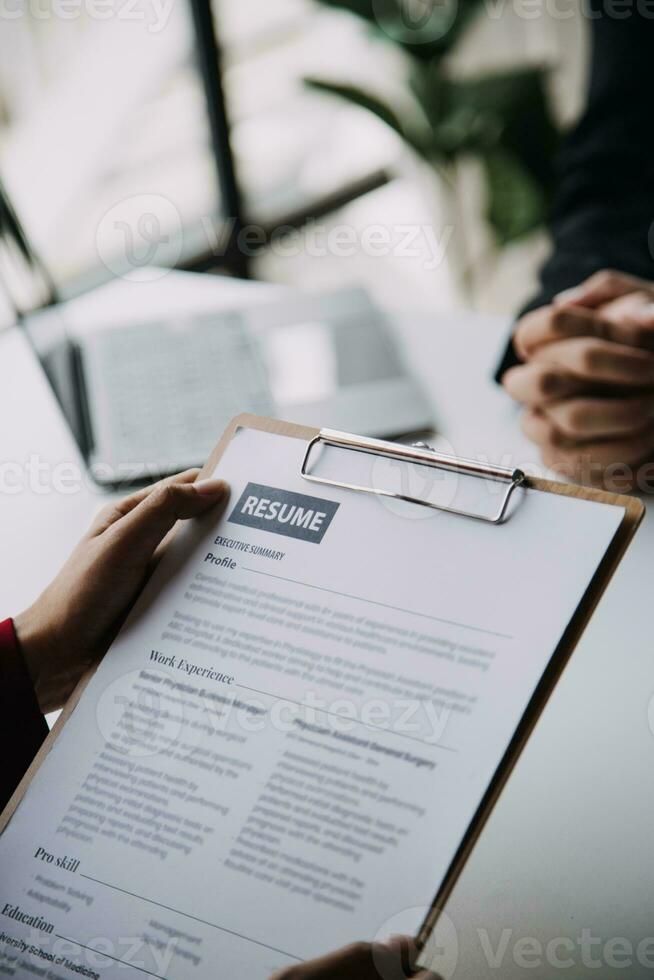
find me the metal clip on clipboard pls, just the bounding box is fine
[301,428,525,525]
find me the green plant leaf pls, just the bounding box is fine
[436,67,560,186]
[481,149,548,244]
[304,27,560,244]
[309,0,378,25]
[304,78,433,156]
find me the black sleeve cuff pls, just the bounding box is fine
[0,618,49,813]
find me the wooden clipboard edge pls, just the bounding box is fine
[0,414,320,835]
[416,475,644,960]
[198,412,318,481]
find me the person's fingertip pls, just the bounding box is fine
[630,304,654,324]
[175,468,201,481]
[501,365,522,389]
[194,478,228,496]
[554,286,583,306]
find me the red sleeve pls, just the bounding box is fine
[0,618,48,812]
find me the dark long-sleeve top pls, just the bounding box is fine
[496,2,654,380]
[0,618,48,812]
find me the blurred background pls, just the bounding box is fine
[0,0,590,322]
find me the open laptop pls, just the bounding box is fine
[0,9,432,487]
[20,283,433,486]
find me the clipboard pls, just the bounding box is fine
[1,413,645,968]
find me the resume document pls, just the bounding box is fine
[0,427,624,978]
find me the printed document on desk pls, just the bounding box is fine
[0,420,631,979]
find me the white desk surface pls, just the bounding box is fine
[1,271,652,977]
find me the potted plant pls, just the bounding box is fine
[305,0,560,290]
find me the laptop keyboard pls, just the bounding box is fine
[80,314,274,472]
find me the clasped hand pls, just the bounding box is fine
[503,270,654,488]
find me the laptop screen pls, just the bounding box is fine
[20,305,90,457]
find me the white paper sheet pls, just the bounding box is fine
[0,427,624,979]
